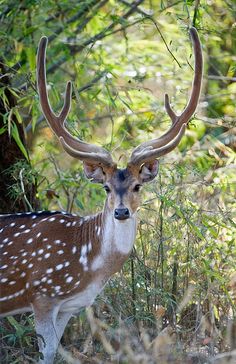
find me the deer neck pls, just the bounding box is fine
[101,205,137,256]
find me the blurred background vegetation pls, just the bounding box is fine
[0,0,235,363]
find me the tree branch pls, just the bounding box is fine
[47,0,145,74]
[119,0,182,67]
[11,0,107,73]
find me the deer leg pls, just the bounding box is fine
[54,311,72,344]
[33,301,72,364]
[33,302,60,364]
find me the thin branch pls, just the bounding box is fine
[118,0,154,16]
[119,0,182,68]
[47,0,145,74]
[207,75,236,82]
[11,0,106,72]
[47,0,107,43]
[75,0,109,34]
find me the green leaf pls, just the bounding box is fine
[11,123,29,161]
[0,126,7,135]
[76,198,84,210]
[7,316,25,338]
[14,107,23,124]
[26,46,36,71]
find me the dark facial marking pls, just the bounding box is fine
[113,169,132,197]
[117,169,128,182]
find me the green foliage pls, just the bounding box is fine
[0,0,236,362]
[5,160,38,209]
[0,314,40,363]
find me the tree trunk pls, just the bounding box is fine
[0,61,38,213]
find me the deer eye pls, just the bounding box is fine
[104,185,111,193]
[133,184,142,192]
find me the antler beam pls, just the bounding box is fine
[37,36,115,168]
[128,27,203,167]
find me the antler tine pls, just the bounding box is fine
[128,27,203,167]
[37,36,115,167]
[164,93,177,123]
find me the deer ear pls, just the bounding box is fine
[83,163,105,183]
[139,160,159,183]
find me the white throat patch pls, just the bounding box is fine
[91,213,137,272]
[103,213,137,255]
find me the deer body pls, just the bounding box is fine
[0,206,137,316]
[0,205,137,362]
[0,28,202,363]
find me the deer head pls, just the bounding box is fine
[37,28,202,220]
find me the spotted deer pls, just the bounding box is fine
[0,28,202,363]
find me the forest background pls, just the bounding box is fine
[0,0,235,363]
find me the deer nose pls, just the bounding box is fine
[114,208,130,220]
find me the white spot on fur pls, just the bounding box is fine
[72,246,77,254]
[88,241,92,252]
[33,280,40,286]
[56,264,63,271]
[0,264,8,269]
[54,285,61,292]
[79,245,88,271]
[1,277,8,283]
[66,276,73,283]
[23,229,31,233]
[97,226,101,236]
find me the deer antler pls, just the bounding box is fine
[37,36,116,168]
[128,27,203,167]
